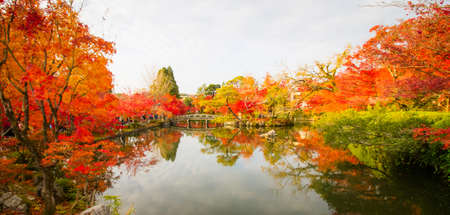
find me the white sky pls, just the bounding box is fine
[78,0,406,94]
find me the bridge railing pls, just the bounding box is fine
[172,114,217,121]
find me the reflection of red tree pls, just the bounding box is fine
[294,129,359,171]
[233,132,264,158]
[120,132,159,176]
[195,128,360,169]
[155,129,183,145]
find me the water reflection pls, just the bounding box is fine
[153,129,182,161]
[105,127,449,215]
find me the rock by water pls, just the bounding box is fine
[260,130,276,138]
[80,204,111,215]
[0,192,28,212]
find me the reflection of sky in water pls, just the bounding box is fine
[104,135,330,215]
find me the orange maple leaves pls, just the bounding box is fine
[294,2,449,113]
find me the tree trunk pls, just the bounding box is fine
[41,167,56,215]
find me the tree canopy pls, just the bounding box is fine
[149,66,180,98]
[197,83,221,97]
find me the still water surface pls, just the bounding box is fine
[105,127,449,215]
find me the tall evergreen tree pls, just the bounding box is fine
[149,66,180,98]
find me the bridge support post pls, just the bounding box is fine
[187,119,190,128]
[205,120,208,128]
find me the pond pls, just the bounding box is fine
[104,127,450,215]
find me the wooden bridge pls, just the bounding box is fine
[171,114,219,128]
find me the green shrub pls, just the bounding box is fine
[315,109,450,178]
[104,195,121,215]
[55,178,76,201]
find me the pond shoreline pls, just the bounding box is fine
[94,122,164,143]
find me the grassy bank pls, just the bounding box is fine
[314,109,449,179]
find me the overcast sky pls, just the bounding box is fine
[78,0,406,94]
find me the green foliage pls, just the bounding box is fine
[128,121,144,129]
[55,178,76,201]
[149,66,180,98]
[183,97,193,107]
[197,84,221,96]
[315,109,450,178]
[214,85,239,105]
[104,195,121,215]
[347,144,389,178]
[265,84,289,116]
[213,115,235,123]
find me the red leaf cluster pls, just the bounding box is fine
[413,126,450,150]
